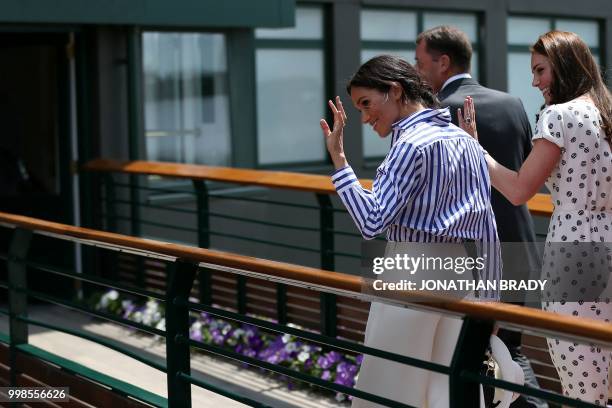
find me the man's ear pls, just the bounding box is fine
[439,54,451,74]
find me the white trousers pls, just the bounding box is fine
[353,241,466,408]
[351,302,463,408]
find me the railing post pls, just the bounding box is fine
[316,194,337,337]
[103,174,121,283]
[7,228,33,388]
[276,283,287,326]
[449,317,493,407]
[193,180,212,305]
[103,174,117,232]
[165,259,197,408]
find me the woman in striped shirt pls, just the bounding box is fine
[320,55,500,407]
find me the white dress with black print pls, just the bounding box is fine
[533,97,612,405]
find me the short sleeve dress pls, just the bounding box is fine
[533,97,612,404]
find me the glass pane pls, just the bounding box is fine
[555,19,599,47]
[423,12,478,41]
[364,126,393,159]
[256,49,326,165]
[143,32,231,165]
[361,49,415,64]
[508,52,543,130]
[361,50,415,158]
[471,51,479,81]
[361,9,417,41]
[508,17,550,45]
[256,7,323,40]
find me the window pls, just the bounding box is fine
[143,32,231,166]
[507,17,601,128]
[255,6,326,166]
[360,9,479,159]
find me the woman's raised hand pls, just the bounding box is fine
[458,96,479,141]
[320,96,349,169]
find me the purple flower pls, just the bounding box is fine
[211,328,224,345]
[334,371,354,388]
[317,356,333,370]
[189,328,202,342]
[96,288,368,397]
[248,335,263,350]
[326,351,342,364]
[335,362,356,387]
[122,303,136,319]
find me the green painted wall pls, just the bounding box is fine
[0,0,295,28]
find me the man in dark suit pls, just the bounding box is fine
[415,26,546,408]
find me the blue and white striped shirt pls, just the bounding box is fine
[332,108,501,299]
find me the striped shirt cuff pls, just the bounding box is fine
[331,166,360,193]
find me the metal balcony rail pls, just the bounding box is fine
[0,211,609,408]
[80,159,554,339]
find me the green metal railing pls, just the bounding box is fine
[0,213,609,408]
[95,174,365,338]
[79,161,552,337]
[91,168,551,339]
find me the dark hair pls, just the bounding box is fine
[346,55,440,109]
[531,30,612,145]
[416,25,472,72]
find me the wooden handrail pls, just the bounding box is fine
[82,159,554,216]
[0,211,609,345]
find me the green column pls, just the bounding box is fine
[317,193,337,337]
[449,317,493,407]
[7,228,33,387]
[165,259,197,408]
[193,180,212,305]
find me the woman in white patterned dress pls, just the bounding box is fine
[460,31,612,405]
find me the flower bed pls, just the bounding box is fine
[92,290,362,402]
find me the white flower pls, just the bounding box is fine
[297,351,310,363]
[121,300,133,309]
[142,314,152,326]
[107,290,119,301]
[98,297,109,309]
[281,334,292,344]
[155,318,166,331]
[145,299,158,311]
[285,342,298,353]
[131,311,143,323]
[191,321,202,331]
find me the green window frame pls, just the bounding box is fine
[360,8,481,161]
[255,4,329,169]
[507,15,603,128]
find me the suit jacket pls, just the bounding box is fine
[439,77,537,244]
[440,79,544,361]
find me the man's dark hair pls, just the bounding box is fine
[416,25,472,72]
